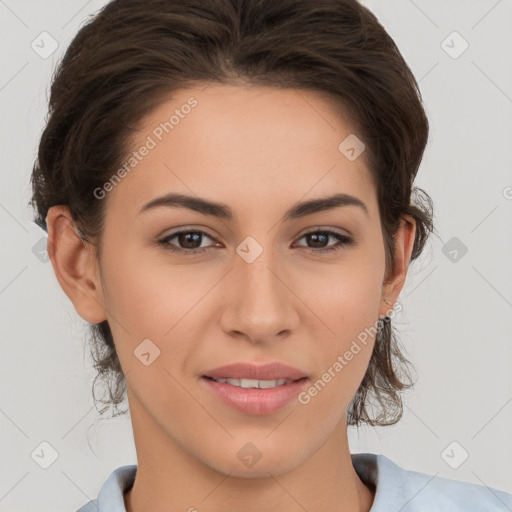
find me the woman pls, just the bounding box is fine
[29,0,512,510]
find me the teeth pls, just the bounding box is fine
[213,377,293,388]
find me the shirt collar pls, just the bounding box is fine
[83,453,388,511]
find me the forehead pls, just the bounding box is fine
[107,84,378,223]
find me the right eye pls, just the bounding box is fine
[158,230,219,255]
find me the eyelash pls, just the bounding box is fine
[158,229,355,255]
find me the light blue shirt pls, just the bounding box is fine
[76,452,512,511]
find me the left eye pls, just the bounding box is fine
[158,229,354,255]
[295,229,354,253]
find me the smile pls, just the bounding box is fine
[201,376,309,415]
[207,377,295,388]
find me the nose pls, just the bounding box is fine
[218,242,300,345]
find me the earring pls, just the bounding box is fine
[378,298,393,331]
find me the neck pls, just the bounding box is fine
[124,390,375,512]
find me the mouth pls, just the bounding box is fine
[200,361,310,415]
[202,375,308,389]
[200,374,309,416]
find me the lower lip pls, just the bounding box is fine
[201,377,309,415]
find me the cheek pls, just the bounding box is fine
[98,245,214,376]
[297,293,378,427]
[295,252,383,402]
[100,244,201,332]
[296,249,384,333]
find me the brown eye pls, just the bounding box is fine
[295,230,354,253]
[159,230,216,254]
[158,228,354,256]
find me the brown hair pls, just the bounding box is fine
[29,0,436,426]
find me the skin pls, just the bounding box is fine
[46,84,415,512]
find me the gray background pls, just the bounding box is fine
[1,1,511,511]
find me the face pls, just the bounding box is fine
[51,84,413,478]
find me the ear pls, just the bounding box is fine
[45,205,107,324]
[379,214,416,317]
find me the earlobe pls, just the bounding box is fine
[380,214,416,316]
[46,205,107,324]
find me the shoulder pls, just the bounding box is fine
[76,465,137,512]
[351,452,512,511]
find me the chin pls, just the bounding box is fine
[200,440,304,478]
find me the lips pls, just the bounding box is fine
[202,362,308,381]
[201,372,309,415]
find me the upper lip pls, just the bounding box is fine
[203,362,308,381]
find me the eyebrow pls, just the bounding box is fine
[139,192,369,221]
